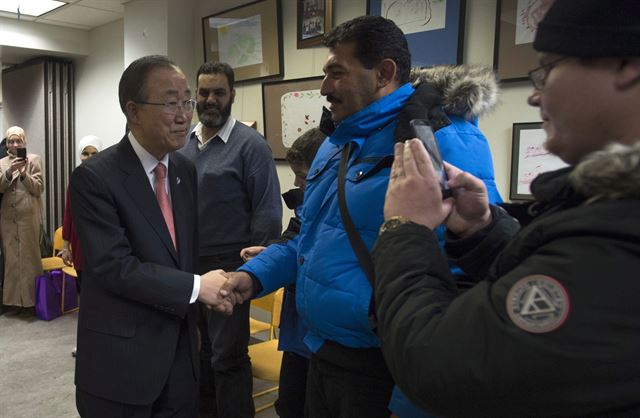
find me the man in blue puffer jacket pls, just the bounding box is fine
[218,15,413,417]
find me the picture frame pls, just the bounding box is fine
[510,122,568,201]
[262,76,328,160]
[297,0,333,49]
[366,0,466,67]
[201,0,283,83]
[493,0,553,82]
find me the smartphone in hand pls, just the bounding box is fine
[16,148,27,159]
[409,119,452,198]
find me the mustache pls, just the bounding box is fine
[325,95,341,104]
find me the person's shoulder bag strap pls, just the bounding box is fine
[337,143,377,330]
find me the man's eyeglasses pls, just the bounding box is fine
[135,99,196,114]
[528,56,570,90]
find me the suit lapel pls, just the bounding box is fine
[118,137,179,265]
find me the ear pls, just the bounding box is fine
[125,101,139,124]
[376,58,398,89]
[615,58,640,89]
[230,88,236,104]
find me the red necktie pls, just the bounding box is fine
[153,163,176,249]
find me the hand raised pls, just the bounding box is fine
[384,139,452,229]
[443,162,492,237]
[240,246,266,262]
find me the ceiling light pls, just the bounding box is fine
[0,0,67,17]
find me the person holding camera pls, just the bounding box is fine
[0,126,44,317]
[373,0,640,416]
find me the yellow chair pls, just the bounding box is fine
[249,288,284,413]
[41,226,66,271]
[250,291,279,339]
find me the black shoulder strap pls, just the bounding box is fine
[337,143,377,328]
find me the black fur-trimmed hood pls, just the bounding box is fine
[570,141,640,201]
[409,65,500,119]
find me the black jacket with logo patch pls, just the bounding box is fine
[373,143,640,417]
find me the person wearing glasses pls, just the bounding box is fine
[372,0,640,416]
[179,62,282,418]
[70,55,234,418]
[0,126,44,318]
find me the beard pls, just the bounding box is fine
[197,100,232,129]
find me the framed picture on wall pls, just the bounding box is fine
[262,76,328,160]
[494,0,553,82]
[297,0,333,49]
[201,0,283,83]
[366,0,466,67]
[510,122,568,200]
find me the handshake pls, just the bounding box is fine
[197,270,256,315]
[196,247,265,314]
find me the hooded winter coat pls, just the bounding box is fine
[374,142,640,417]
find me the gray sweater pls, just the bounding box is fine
[179,122,282,256]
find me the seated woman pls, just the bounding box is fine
[0,126,44,317]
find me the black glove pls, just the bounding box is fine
[395,82,450,143]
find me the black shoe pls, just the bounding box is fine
[4,306,21,317]
[19,307,35,318]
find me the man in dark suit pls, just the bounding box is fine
[70,55,234,418]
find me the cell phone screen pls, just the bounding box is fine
[409,119,452,198]
[17,148,27,159]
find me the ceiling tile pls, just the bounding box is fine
[38,4,122,28]
[76,0,127,13]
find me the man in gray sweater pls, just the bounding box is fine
[180,61,282,418]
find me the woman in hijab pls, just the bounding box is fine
[61,135,101,355]
[0,126,44,317]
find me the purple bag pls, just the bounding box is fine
[35,270,63,321]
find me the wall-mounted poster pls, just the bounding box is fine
[201,0,283,83]
[510,122,569,200]
[494,0,554,82]
[297,0,333,48]
[262,76,328,159]
[367,0,466,67]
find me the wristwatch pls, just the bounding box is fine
[378,216,414,235]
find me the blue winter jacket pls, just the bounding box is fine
[239,83,414,352]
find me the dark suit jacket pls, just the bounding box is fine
[70,135,199,405]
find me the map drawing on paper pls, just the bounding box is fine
[516,128,568,195]
[280,89,328,148]
[515,0,553,45]
[212,15,263,68]
[382,0,446,35]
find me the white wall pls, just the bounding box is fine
[74,19,125,164]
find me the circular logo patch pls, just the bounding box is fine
[506,275,570,333]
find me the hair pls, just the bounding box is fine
[323,15,411,84]
[118,55,178,114]
[196,61,235,90]
[286,127,325,167]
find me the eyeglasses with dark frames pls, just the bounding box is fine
[528,56,570,90]
[135,99,196,114]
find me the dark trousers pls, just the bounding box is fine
[275,351,309,418]
[76,322,197,418]
[198,253,254,418]
[305,341,394,418]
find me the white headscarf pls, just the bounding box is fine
[78,135,102,158]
